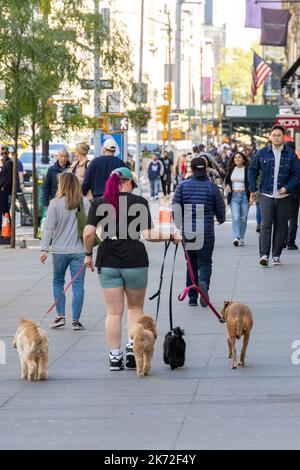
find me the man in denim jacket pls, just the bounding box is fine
[248,125,300,267]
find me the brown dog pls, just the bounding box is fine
[129,315,157,377]
[13,319,49,381]
[221,301,253,369]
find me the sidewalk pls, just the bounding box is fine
[0,207,300,450]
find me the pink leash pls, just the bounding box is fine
[178,242,224,323]
[46,264,86,314]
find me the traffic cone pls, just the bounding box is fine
[2,213,11,238]
[159,199,172,224]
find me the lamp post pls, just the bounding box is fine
[135,0,144,195]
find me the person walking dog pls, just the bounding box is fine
[40,173,89,330]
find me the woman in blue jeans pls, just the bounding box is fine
[40,173,90,330]
[225,152,250,246]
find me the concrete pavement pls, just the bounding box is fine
[1,205,300,450]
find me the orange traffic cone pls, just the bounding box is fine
[159,200,172,224]
[2,213,11,238]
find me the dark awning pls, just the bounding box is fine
[281,56,300,87]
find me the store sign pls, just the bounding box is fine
[275,116,300,129]
[225,105,247,117]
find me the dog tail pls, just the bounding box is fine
[236,319,244,340]
[129,324,144,342]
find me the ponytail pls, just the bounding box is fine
[103,173,122,212]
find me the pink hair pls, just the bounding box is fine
[103,173,122,213]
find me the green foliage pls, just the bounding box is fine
[217,47,261,104]
[128,106,151,131]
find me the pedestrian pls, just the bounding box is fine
[147,153,163,200]
[173,156,225,307]
[69,142,91,188]
[285,141,300,250]
[82,139,126,198]
[248,125,300,267]
[83,166,181,371]
[0,145,13,234]
[160,150,173,196]
[224,152,250,247]
[185,145,199,179]
[43,149,71,207]
[40,172,89,330]
[15,154,31,224]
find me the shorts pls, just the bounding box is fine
[98,267,148,290]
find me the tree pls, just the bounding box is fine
[217,47,262,105]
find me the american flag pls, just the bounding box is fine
[251,52,272,103]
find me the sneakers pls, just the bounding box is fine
[125,344,136,369]
[199,281,209,308]
[188,299,198,307]
[259,255,269,267]
[233,238,239,246]
[272,257,281,266]
[287,244,298,250]
[109,353,124,371]
[238,239,245,246]
[72,321,85,330]
[256,225,261,233]
[50,316,65,328]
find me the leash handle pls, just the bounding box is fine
[168,244,178,331]
[46,264,86,315]
[180,241,223,322]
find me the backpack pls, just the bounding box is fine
[76,199,100,247]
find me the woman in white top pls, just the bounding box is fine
[224,152,250,246]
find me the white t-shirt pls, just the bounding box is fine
[263,145,289,199]
[231,166,245,191]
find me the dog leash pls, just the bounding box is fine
[36,263,86,327]
[149,241,171,322]
[178,241,224,323]
[168,244,178,331]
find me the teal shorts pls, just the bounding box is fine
[98,267,148,290]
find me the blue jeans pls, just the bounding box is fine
[230,191,249,239]
[150,178,160,197]
[186,235,215,301]
[52,253,86,321]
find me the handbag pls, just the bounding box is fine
[76,199,100,247]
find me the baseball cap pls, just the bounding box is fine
[191,157,207,177]
[103,138,117,151]
[111,167,138,188]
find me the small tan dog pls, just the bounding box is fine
[129,315,157,377]
[221,301,253,369]
[13,319,49,381]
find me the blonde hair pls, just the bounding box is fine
[56,172,82,210]
[76,142,89,156]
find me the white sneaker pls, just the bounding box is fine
[239,239,245,246]
[50,316,66,328]
[233,238,239,246]
[272,257,281,266]
[259,255,269,267]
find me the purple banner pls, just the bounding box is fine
[245,0,281,29]
[202,77,212,103]
[260,8,291,46]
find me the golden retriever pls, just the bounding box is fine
[129,315,157,377]
[221,301,253,369]
[13,319,49,381]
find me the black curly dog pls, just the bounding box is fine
[163,327,186,370]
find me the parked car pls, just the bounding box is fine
[49,143,69,158]
[19,152,55,184]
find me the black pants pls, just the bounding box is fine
[161,178,171,196]
[287,196,300,246]
[259,194,290,258]
[186,236,215,301]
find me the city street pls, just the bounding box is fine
[1,206,300,450]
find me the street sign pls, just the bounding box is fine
[275,116,300,129]
[81,80,95,90]
[100,79,114,89]
[107,92,121,112]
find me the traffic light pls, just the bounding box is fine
[164,83,172,103]
[155,105,169,126]
[98,116,109,132]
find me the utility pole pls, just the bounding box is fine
[167,10,172,145]
[175,0,184,110]
[94,0,101,158]
[135,0,144,195]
